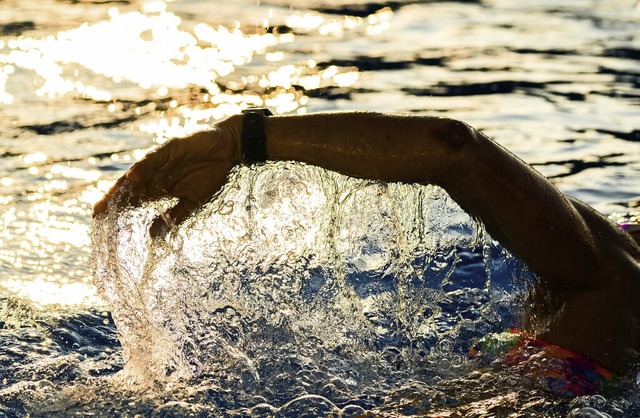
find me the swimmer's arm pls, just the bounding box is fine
[96,110,638,287]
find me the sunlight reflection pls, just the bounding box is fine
[334,71,359,87]
[0,195,96,306]
[0,5,291,99]
[0,66,13,104]
[286,14,325,31]
[0,0,364,145]
[141,1,168,14]
[50,165,102,182]
[2,278,102,307]
[23,152,48,165]
[285,7,392,37]
[26,201,89,247]
[367,7,393,36]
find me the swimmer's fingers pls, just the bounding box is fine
[92,142,175,217]
[93,175,128,216]
[125,142,173,184]
[92,140,198,217]
[149,199,201,237]
[92,167,170,217]
[149,163,232,237]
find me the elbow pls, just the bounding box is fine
[425,117,482,185]
[432,117,481,153]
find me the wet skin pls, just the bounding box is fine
[94,111,640,374]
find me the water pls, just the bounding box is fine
[1,0,640,416]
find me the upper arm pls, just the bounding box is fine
[437,128,612,290]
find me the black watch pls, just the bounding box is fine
[242,107,272,164]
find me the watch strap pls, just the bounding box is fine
[242,108,272,163]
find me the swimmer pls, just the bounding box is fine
[93,111,640,377]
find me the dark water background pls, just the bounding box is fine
[1,0,639,416]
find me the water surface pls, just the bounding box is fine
[1,0,639,416]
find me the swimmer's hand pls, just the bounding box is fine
[93,115,243,235]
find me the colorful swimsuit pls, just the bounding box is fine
[469,329,613,397]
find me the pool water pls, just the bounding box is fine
[1,0,639,416]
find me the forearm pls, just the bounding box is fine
[262,111,465,185]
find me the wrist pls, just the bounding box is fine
[217,114,244,165]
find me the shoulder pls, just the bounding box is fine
[567,197,640,275]
[540,197,640,374]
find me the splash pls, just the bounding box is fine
[91,161,533,401]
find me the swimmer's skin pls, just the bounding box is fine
[94,111,640,374]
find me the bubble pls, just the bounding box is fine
[342,404,366,417]
[278,395,340,417]
[567,407,612,418]
[589,395,607,409]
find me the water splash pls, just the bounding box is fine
[91,161,532,402]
